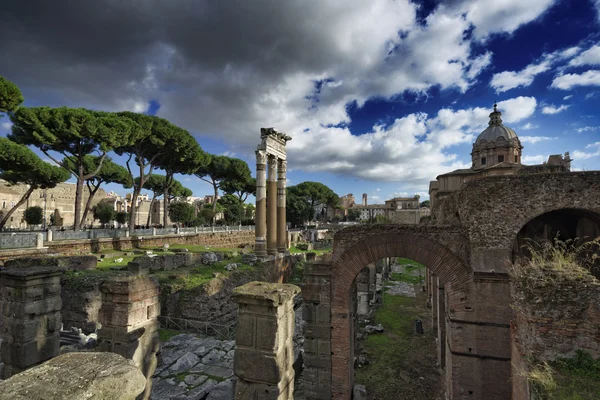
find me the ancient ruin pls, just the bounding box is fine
[255,128,291,258]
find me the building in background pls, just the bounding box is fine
[429,104,571,211]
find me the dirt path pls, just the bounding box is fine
[355,269,444,400]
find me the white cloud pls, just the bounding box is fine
[490,45,580,93]
[563,95,573,100]
[520,136,557,144]
[541,104,570,114]
[573,142,600,160]
[569,45,600,67]
[491,59,553,93]
[286,96,535,182]
[0,121,12,131]
[222,151,236,157]
[522,155,547,164]
[576,126,599,133]
[551,70,600,89]
[522,123,539,130]
[454,0,558,40]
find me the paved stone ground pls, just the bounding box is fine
[152,333,236,400]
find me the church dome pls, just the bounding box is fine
[475,104,518,144]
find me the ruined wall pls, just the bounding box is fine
[160,257,291,325]
[45,230,254,255]
[511,264,600,399]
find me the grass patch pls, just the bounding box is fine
[389,272,423,285]
[289,261,305,284]
[289,246,332,255]
[158,328,181,342]
[528,351,600,399]
[153,255,256,291]
[396,257,425,268]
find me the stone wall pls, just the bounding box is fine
[45,231,255,255]
[160,256,292,325]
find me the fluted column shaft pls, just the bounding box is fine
[255,151,267,258]
[277,159,287,253]
[266,155,278,256]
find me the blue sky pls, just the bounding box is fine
[1,0,600,203]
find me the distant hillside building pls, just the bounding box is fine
[429,104,572,210]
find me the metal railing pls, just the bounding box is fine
[158,316,236,340]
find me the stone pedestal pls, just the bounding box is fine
[232,281,301,400]
[0,266,64,379]
[98,276,160,400]
[255,150,268,258]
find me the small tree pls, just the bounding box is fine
[420,200,430,208]
[23,206,43,227]
[93,202,116,225]
[196,155,252,225]
[168,201,195,227]
[347,209,361,221]
[115,211,129,226]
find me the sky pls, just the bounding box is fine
[1,0,600,203]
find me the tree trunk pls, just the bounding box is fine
[73,168,84,230]
[80,184,100,228]
[146,194,157,226]
[0,187,35,230]
[163,174,172,228]
[128,163,145,235]
[211,179,218,226]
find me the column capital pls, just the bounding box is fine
[278,159,287,174]
[256,149,268,165]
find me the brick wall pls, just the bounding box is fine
[511,266,600,399]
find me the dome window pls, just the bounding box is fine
[498,155,504,163]
[481,157,487,165]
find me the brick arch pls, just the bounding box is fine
[329,229,471,399]
[511,207,600,242]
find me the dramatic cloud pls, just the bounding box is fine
[551,70,600,89]
[569,44,600,66]
[542,104,570,114]
[520,136,557,144]
[0,0,556,185]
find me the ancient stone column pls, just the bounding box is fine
[98,276,160,400]
[232,281,301,400]
[356,267,371,317]
[277,159,287,253]
[255,150,268,258]
[0,266,64,379]
[267,155,278,256]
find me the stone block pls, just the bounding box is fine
[234,348,283,383]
